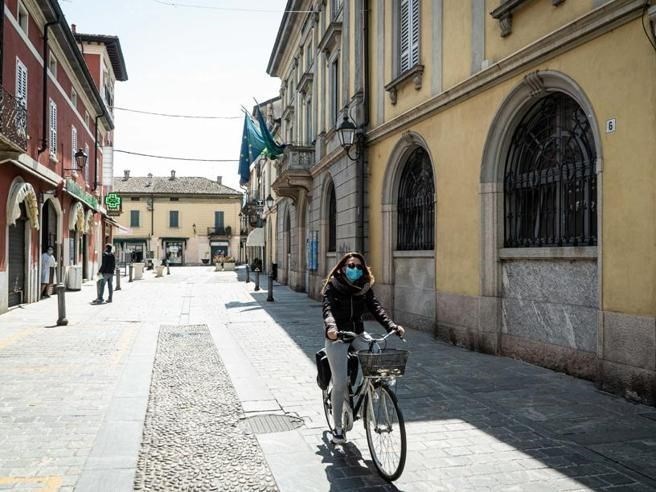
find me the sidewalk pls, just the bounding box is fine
[0,266,655,491]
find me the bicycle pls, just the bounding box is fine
[322,330,409,481]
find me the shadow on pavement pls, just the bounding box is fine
[234,277,656,491]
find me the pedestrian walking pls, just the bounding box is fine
[321,251,405,444]
[93,244,116,304]
[40,246,57,298]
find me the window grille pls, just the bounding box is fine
[397,147,434,250]
[328,184,336,252]
[504,92,597,248]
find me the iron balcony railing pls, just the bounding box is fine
[0,87,27,151]
[207,226,232,236]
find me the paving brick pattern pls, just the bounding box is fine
[133,324,277,491]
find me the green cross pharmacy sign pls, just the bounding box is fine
[105,192,122,216]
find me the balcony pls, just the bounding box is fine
[0,87,28,152]
[207,226,232,238]
[272,144,315,204]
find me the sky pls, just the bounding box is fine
[60,0,285,192]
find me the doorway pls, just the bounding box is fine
[8,204,27,307]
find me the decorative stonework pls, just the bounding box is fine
[649,5,656,37]
[523,71,545,98]
[7,179,39,229]
[317,21,342,54]
[384,65,424,105]
[491,0,567,37]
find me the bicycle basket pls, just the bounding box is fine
[357,349,409,378]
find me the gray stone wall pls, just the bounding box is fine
[501,259,598,352]
[393,256,436,332]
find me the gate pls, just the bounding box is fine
[8,217,26,307]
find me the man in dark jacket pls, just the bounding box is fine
[93,244,116,304]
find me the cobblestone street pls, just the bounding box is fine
[1,267,655,491]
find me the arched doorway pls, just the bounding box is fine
[8,203,28,307]
[381,134,437,332]
[480,71,601,374]
[284,208,291,285]
[41,199,60,295]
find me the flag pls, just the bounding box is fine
[255,105,285,159]
[237,113,266,185]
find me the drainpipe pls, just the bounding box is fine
[0,5,5,87]
[37,15,61,157]
[357,0,370,254]
[93,110,105,191]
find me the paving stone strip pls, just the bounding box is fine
[133,324,278,491]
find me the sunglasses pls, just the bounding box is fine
[346,263,363,270]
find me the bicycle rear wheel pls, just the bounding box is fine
[322,382,336,433]
[364,384,407,481]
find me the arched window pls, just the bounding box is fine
[504,92,597,247]
[328,183,336,252]
[397,147,434,250]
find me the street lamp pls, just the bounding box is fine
[265,194,274,210]
[74,148,88,169]
[337,106,360,161]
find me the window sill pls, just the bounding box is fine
[393,249,434,258]
[384,65,424,105]
[499,246,597,260]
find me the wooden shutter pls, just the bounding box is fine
[399,0,410,72]
[16,59,28,107]
[49,100,57,158]
[84,144,90,182]
[411,0,420,67]
[71,126,78,169]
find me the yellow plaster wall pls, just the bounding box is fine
[442,0,472,90]
[485,0,596,63]
[368,19,656,315]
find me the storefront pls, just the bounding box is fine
[162,238,187,265]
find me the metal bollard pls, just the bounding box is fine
[115,267,122,291]
[167,263,170,275]
[129,264,134,282]
[254,268,260,291]
[267,273,274,302]
[246,265,250,283]
[56,283,68,326]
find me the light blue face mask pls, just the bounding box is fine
[345,265,363,282]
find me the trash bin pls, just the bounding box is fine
[66,265,82,290]
[133,262,145,280]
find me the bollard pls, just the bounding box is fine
[115,267,122,291]
[167,263,170,275]
[56,283,68,326]
[254,268,260,291]
[267,273,274,302]
[129,264,134,282]
[246,265,250,283]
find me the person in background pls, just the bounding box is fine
[93,244,116,304]
[40,246,57,299]
[322,251,405,444]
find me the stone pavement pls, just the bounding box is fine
[0,267,655,491]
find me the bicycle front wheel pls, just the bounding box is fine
[364,384,407,481]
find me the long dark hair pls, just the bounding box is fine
[323,251,375,290]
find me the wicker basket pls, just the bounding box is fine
[357,349,409,378]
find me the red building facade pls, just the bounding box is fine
[0,0,127,313]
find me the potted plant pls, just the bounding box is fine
[223,256,236,271]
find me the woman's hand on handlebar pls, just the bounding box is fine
[326,327,339,341]
[395,325,406,338]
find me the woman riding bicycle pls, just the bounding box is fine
[322,252,405,444]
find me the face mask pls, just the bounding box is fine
[345,266,363,282]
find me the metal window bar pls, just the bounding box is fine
[504,93,596,248]
[397,148,435,250]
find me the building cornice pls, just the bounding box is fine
[368,0,646,145]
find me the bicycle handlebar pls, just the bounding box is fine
[337,330,406,343]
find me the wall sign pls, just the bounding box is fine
[105,192,122,216]
[606,118,616,134]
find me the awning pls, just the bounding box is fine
[246,227,265,247]
[105,216,130,233]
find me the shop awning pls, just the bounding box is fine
[246,227,265,247]
[105,216,130,233]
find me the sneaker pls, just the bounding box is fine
[331,429,346,444]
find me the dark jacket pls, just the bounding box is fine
[98,251,116,274]
[322,274,397,338]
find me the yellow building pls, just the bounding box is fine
[267,0,656,403]
[111,170,242,265]
[364,0,656,403]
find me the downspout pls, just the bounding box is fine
[0,5,5,87]
[93,110,105,191]
[37,15,61,156]
[358,0,370,254]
